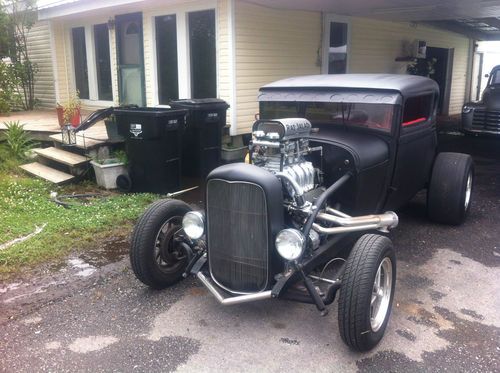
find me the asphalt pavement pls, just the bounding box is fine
[0,131,499,372]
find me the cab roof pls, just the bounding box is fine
[261,74,439,97]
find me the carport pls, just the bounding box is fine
[252,0,500,121]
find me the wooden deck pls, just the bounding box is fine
[0,110,121,148]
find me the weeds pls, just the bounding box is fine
[3,120,33,159]
[0,174,157,279]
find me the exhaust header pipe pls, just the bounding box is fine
[313,210,398,235]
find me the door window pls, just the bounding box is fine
[155,14,178,104]
[71,27,89,99]
[93,24,112,101]
[71,24,112,102]
[188,9,216,98]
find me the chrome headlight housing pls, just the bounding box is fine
[275,228,305,261]
[182,211,205,240]
[462,105,473,114]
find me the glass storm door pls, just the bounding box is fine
[115,12,145,106]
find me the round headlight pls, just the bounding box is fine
[182,211,205,240]
[275,229,305,261]
[462,105,473,114]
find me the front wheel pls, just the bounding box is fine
[338,234,396,352]
[130,199,192,289]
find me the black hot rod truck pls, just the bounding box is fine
[130,74,473,351]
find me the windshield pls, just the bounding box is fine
[260,101,395,132]
[489,70,500,86]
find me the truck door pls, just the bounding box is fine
[385,93,437,210]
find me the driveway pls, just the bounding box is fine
[1,132,499,372]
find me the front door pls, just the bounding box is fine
[116,12,145,106]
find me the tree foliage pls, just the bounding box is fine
[0,0,38,112]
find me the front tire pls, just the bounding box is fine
[338,234,396,352]
[130,199,192,289]
[427,152,474,225]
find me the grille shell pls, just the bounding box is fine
[207,179,269,294]
[471,109,500,133]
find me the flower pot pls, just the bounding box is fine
[221,146,247,163]
[56,106,64,128]
[90,160,128,190]
[70,108,81,128]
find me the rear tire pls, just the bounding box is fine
[130,199,192,289]
[427,152,474,225]
[338,234,396,352]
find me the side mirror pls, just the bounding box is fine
[485,73,489,78]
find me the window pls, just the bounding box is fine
[189,9,216,98]
[489,70,500,85]
[155,14,178,103]
[402,95,433,127]
[260,101,394,132]
[71,27,89,99]
[305,102,393,132]
[70,24,113,102]
[94,24,112,101]
[323,16,350,74]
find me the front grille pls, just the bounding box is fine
[207,179,268,293]
[472,109,500,133]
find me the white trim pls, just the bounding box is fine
[39,0,143,20]
[228,0,237,135]
[81,99,114,107]
[85,25,98,100]
[48,20,60,103]
[177,11,191,99]
[322,14,351,74]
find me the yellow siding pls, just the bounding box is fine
[51,20,70,104]
[349,17,471,115]
[26,21,56,108]
[234,1,321,134]
[216,0,233,126]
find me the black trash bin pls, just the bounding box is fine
[114,107,187,193]
[169,99,229,178]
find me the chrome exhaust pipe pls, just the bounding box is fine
[196,272,272,305]
[313,211,398,234]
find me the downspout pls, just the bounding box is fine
[228,0,238,136]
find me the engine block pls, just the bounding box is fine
[250,118,320,201]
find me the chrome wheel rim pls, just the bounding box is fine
[370,257,393,332]
[153,216,187,274]
[464,172,472,210]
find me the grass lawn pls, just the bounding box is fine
[0,171,157,280]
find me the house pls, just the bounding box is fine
[30,0,500,138]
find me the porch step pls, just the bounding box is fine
[34,147,90,167]
[19,162,75,184]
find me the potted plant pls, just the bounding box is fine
[90,149,128,190]
[56,92,81,128]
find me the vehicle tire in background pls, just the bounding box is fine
[427,152,474,225]
[338,234,396,352]
[130,199,191,289]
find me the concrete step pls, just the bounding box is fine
[19,162,75,184]
[34,147,90,167]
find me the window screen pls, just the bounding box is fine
[402,95,433,127]
[72,27,89,99]
[93,24,112,101]
[189,9,216,98]
[155,14,178,103]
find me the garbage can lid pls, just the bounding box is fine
[169,98,230,110]
[113,107,187,118]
